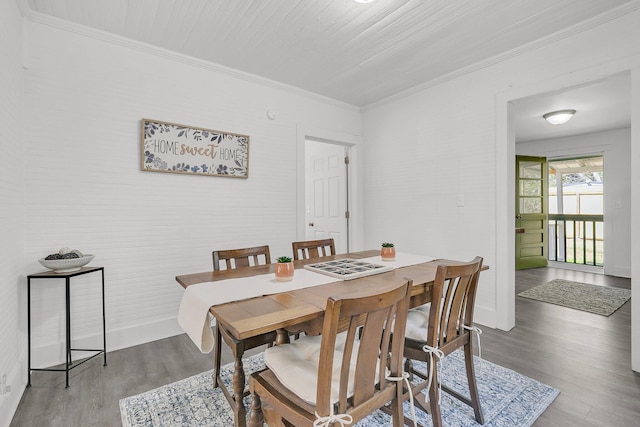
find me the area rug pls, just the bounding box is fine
[120,350,559,427]
[518,279,631,316]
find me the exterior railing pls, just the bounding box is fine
[548,214,604,266]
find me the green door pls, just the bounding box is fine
[516,156,548,270]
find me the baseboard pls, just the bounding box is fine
[4,318,186,426]
[0,362,24,427]
[604,266,631,278]
[106,317,186,353]
[30,317,186,369]
[547,261,631,278]
[547,261,604,274]
[473,304,496,329]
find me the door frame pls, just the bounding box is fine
[496,63,640,372]
[303,138,350,252]
[296,126,363,252]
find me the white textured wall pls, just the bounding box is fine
[22,19,361,370]
[362,8,640,338]
[631,66,640,373]
[517,128,632,277]
[0,1,25,424]
[363,76,498,324]
[3,10,640,427]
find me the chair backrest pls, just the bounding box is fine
[212,245,271,271]
[291,238,336,261]
[426,257,483,353]
[315,279,412,419]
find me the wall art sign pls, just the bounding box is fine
[141,118,249,178]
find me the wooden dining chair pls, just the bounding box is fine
[291,238,336,261]
[248,279,412,427]
[212,245,271,270]
[210,245,277,422]
[402,257,485,427]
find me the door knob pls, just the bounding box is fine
[308,222,314,227]
[515,215,522,219]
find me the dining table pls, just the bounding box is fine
[175,250,485,427]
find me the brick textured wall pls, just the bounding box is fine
[22,19,361,368]
[0,0,25,423]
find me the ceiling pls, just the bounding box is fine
[513,72,631,142]
[22,0,638,140]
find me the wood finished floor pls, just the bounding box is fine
[10,267,639,426]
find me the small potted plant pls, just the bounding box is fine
[381,243,396,261]
[274,256,295,282]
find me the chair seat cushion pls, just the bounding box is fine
[405,303,431,341]
[264,332,361,405]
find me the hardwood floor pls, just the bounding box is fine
[10,267,639,426]
[483,267,638,427]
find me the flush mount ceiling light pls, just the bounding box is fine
[354,0,376,3]
[542,109,576,125]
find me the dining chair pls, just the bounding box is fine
[248,279,413,427]
[212,245,271,270]
[291,238,336,261]
[403,257,485,427]
[210,245,277,419]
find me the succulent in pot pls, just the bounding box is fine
[275,256,295,282]
[381,243,396,261]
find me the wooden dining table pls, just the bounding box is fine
[175,250,482,427]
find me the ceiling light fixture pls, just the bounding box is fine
[542,109,576,125]
[354,0,376,3]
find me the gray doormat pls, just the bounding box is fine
[518,279,631,316]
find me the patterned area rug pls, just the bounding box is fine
[120,350,559,427]
[518,279,631,316]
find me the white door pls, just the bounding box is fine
[305,140,348,253]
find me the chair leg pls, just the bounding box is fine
[463,342,484,424]
[213,323,222,388]
[263,406,287,427]
[428,359,442,427]
[390,375,404,427]
[404,358,413,382]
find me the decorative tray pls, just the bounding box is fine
[304,258,392,280]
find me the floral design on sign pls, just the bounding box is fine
[141,119,249,178]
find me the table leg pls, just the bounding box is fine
[233,351,247,427]
[213,324,222,388]
[101,268,107,366]
[275,329,290,346]
[27,278,31,387]
[65,277,71,388]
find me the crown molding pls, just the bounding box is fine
[19,6,361,113]
[18,0,640,112]
[363,0,640,111]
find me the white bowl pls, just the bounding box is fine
[38,255,95,273]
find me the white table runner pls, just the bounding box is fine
[178,252,436,353]
[178,269,337,353]
[358,252,436,269]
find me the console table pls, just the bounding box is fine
[27,266,107,388]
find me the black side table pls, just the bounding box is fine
[27,266,107,388]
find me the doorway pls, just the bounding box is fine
[498,69,637,371]
[548,155,604,267]
[304,139,350,253]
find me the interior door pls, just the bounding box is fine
[516,155,548,269]
[305,140,348,253]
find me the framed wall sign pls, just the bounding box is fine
[141,118,249,178]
